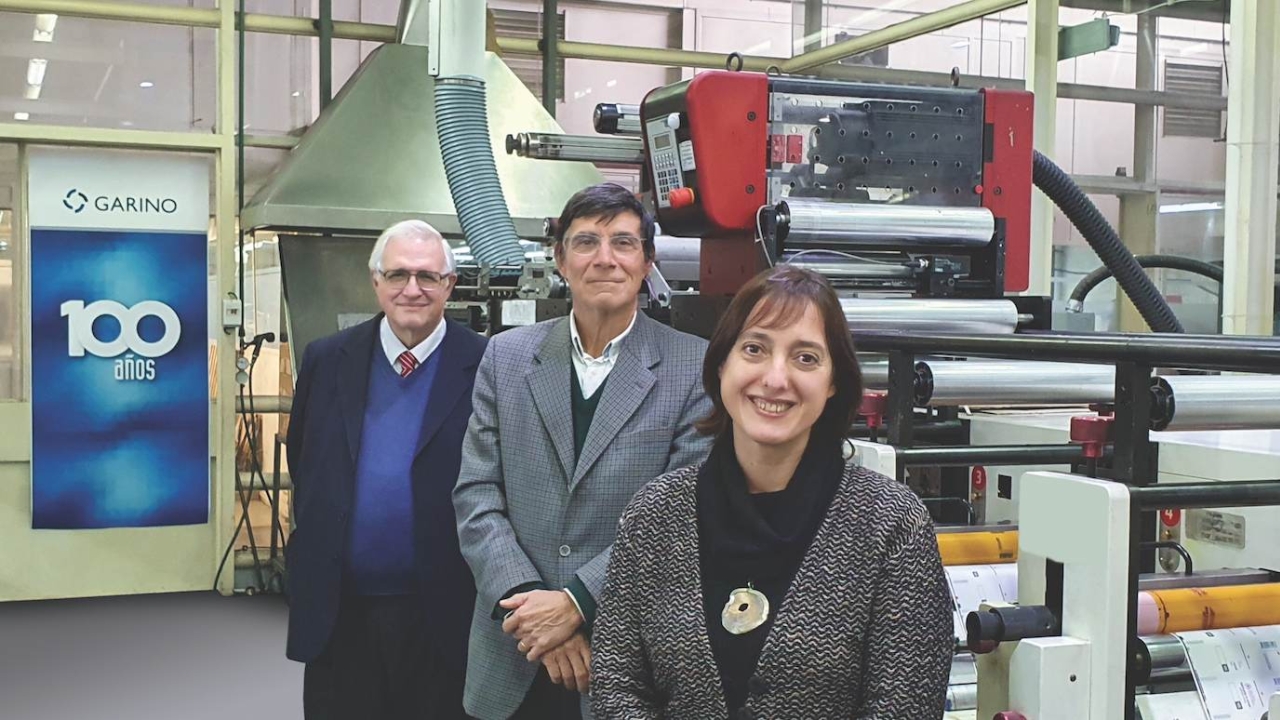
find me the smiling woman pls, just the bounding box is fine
[592,265,955,720]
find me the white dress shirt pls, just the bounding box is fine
[569,310,637,398]
[380,316,447,370]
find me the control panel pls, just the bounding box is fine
[646,116,685,209]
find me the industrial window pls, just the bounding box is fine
[1162,62,1224,139]
[492,8,566,103]
[832,31,890,68]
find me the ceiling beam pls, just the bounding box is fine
[1061,0,1229,24]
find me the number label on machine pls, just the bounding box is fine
[1185,509,1246,549]
[646,117,685,208]
[971,466,988,491]
[1160,508,1181,527]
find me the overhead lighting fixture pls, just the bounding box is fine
[24,85,41,100]
[27,58,48,87]
[14,112,30,121]
[139,81,154,89]
[33,14,57,42]
[1159,201,1223,214]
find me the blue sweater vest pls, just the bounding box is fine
[343,348,441,595]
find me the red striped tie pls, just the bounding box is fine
[397,351,419,378]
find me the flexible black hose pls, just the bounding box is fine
[1068,254,1225,311]
[1032,150,1184,333]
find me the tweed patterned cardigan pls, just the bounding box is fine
[591,462,954,719]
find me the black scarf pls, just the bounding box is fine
[696,431,845,711]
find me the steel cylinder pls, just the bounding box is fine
[1150,375,1280,431]
[777,198,996,248]
[914,359,1115,407]
[842,298,1020,335]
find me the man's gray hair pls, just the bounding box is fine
[368,219,457,274]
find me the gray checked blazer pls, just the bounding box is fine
[453,311,713,720]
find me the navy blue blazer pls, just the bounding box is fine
[285,315,486,664]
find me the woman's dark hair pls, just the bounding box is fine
[697,265,862,447]
[552,183,656,261]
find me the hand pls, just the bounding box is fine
[542,632,592,694]
[501,589,583,662]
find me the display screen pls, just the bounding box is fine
[654,134,671,149]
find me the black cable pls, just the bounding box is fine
[1068,254,1225,309]
[1032,150,1184,333]
[213,334,279,593]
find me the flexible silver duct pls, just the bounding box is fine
[431,1,526,268]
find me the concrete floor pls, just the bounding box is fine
[0,592,302,720]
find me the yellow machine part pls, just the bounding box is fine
[937,531,1018,566]
[1146,583,1280,634]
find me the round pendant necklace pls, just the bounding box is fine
[721,583,769,635]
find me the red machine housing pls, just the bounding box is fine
[641,71,1034,297]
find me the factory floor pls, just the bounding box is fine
[0,591,301,720]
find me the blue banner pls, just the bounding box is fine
[30,228,209,529]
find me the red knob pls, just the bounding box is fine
[668,187,695,209]
[859,391,887,429]
[1070,413,1114,459]
[993,713,1028,720]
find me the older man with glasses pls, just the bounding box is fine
[454,183,713,720]
[286,219,486,719]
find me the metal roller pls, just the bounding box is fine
[505,132,645,165]
[654,236,701,283]
[1141,635,1188,672]
[782,254,916,280]
[776,198,996,249]
[861,360,889,389]
[914,359,1116,407]
[842,298,1020,335]
[652,239,917,284]
[945,684,976,711]
[1135,635,1193,686]
[593,103,642,136]
[950,653,977,685]
[1150,375,1280,431]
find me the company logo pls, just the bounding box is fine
[61,299,182,382]
[63,188,88,213]
[60,188,179,216]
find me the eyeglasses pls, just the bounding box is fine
[567,233,645,256]
[379,269,452,290]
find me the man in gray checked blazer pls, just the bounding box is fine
[454,183,712,720]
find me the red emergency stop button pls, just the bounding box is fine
[668,187,695,209]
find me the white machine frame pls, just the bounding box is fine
[976,471,1129,719]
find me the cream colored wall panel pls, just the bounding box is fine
[0,461,216,601]
[0,403,30,461]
